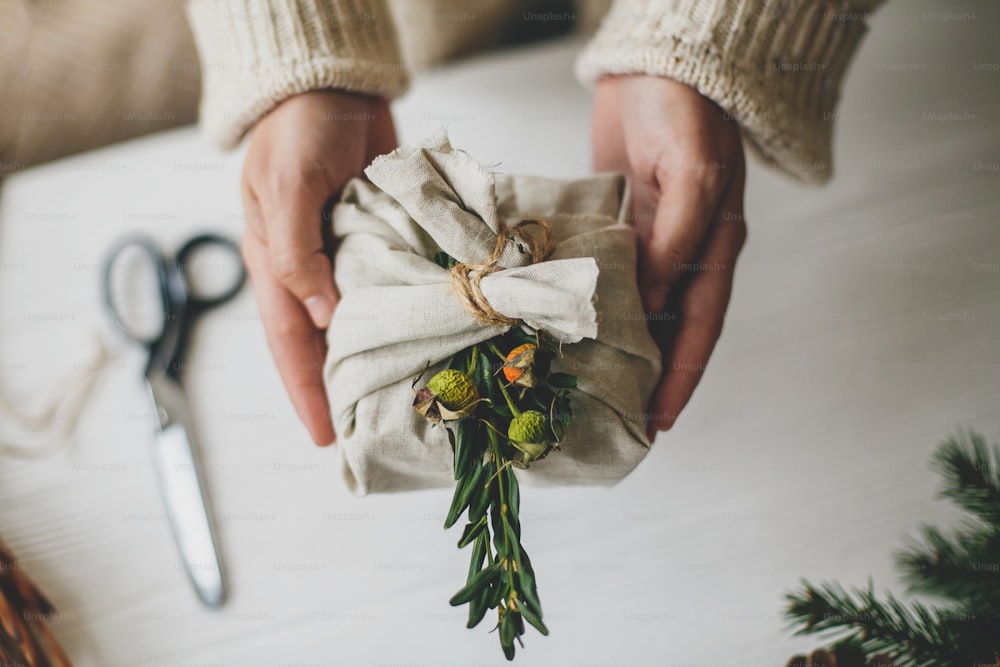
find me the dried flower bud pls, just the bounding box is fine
[508,410,547,444]
[413,368,482,422]
[428,369,479,411]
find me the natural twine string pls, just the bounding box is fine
[0,333,114,459]
[448,219,553,327]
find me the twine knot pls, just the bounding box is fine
[449,219,553,327]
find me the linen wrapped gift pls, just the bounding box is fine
[324,131,662,496]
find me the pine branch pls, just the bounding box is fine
[784,431,1000,665]
[784,579,967,666]
[894,521,1000,607]
[893,431,1000,607]
[930,429,1000,527]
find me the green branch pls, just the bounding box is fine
[439,328,557,661]
[783,431,1000,664]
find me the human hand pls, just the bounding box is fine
[240,90,397,445]
[591,75,748,438]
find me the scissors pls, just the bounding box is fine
[103,233,246,608]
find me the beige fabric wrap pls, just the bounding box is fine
[324,131,661,496]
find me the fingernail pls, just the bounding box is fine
[304,295,334,328]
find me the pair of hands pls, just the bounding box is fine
[241,75,747,447]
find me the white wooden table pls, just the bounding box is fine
[1,1,998,664]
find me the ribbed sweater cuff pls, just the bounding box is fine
[576,0,876,184]
[186,0,408,149]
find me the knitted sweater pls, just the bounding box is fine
[185,0,885,184]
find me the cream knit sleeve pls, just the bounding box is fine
[185,0,408,149]
[576,0,886,184]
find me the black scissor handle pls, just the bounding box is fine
[175,233,246,309]
[102,234,172,345]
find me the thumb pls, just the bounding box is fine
[260,177,339,329]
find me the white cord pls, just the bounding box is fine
[0,334,115,459]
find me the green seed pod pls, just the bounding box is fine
[427,369,479,411]
[508,410,548,444]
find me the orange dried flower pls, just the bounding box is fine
[502,343,538,387]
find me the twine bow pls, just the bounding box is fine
[448,219,553,327]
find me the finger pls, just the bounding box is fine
[258,171,339,329]
[242,233,337,446]
[639,161,730,315]
[647,180,747,436]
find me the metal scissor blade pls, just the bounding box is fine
[146,375,227,607]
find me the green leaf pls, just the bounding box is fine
[508,327,536,347]
[547,372,577,389]
[499,610,517,660]
[517,550,542,616]
[488,576,505,608]
[549,420,566,443]
[550,392,574,442]
[468,461,494,524]
[432,250,456,269]
[528,391,549,415]
[504,469,521,532]
[466,345,478,375]
[503,517,521,551]
[502,643,515,661]
[446,427,457,461]
[517,598,548,636]
[458,514,489,549]
[467,532,487,582]
[454,420,476,481]
[490,484,506,555]
[518,545,536,574]
[450,563,501,606]
[476,350,500,405]
[467,588,490,629]
[445,463,483,530]
[517,585,543,624]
